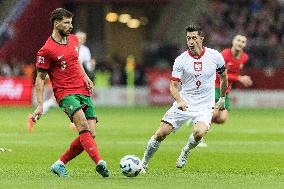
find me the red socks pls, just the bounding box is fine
[79,131,102,164]
[60,136,84,164]
[60,131,102,165]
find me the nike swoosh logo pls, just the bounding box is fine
[89,147,96,150]
[58,54,64,60]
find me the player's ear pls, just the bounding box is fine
[200,36,204,42]
[54,20,60,27]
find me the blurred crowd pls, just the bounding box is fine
[95,53,146,87]
[199,0,284,68]
[1,0,284,85]
[0,58,33,77]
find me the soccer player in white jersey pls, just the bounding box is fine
[76,31,96,81]
[141,25,228,172]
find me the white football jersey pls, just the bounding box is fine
[171,47,225,110]
[78,44,92,71]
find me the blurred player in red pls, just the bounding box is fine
[31,8,109,177]
[213,34,253,124]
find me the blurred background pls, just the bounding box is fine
[0,0,283,107]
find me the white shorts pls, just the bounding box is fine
[161,104,214,131]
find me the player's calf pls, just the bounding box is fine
[176,133,202,168]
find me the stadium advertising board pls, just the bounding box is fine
[0,77,33,106]
[146,69,173,105]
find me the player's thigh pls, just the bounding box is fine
[193,121,208,139]
[87,119,96,137]
[79,95,98,120]
[161,104,190,132]
[82,96,97,136]
[59,95,85,121]
[78,95,98,136]
[192,108,213,131]
[72,109,89,131]
[154,122,173,141]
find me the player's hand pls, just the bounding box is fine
[32,105,43,123]
[238,75,253,87]
[216,97,226,111]
[84,76,94,94]
[177,99,188,111]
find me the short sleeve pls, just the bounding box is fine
[36,48,50,71]
[221,50,228,62]
[242,53,249,65]
[171,58,183,82]
[216,52,226,74]
[85,48,91,62]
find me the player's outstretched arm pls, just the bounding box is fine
[238,75,253,87]
[32,70,47,122]
[217,70,228,110]
[170,80,187,111]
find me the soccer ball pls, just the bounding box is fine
[120,155,142,177]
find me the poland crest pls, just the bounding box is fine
[194,62,202,71]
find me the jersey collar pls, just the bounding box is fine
[51,35,69,46]
[230,48,242,60]
[188,47,205,59]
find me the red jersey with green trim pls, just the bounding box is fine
[215,48,248,93]
[36,34,90,102]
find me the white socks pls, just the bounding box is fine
[182,134,201,153]
[56,159,64,165]
[142,134,201,165]
[142,137,161,165]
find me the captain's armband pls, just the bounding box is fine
[216,65,226,74]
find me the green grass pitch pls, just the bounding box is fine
[1,106,284,189]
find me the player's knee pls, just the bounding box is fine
[77,119,89,130]
[215,117,226,124]
[154,133,167,142]
[193,129,206,141]
[91,132,96,138]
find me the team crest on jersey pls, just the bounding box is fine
[194,62,202,71]
[38,56,44,64]
[75,46,79,53]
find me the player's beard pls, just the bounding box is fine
[58,29,70,37]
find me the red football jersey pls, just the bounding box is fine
[36,34,90,102]
[215,48,248,93]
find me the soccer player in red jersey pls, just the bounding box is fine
[213,34,253,124]
[31,8,109,177]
